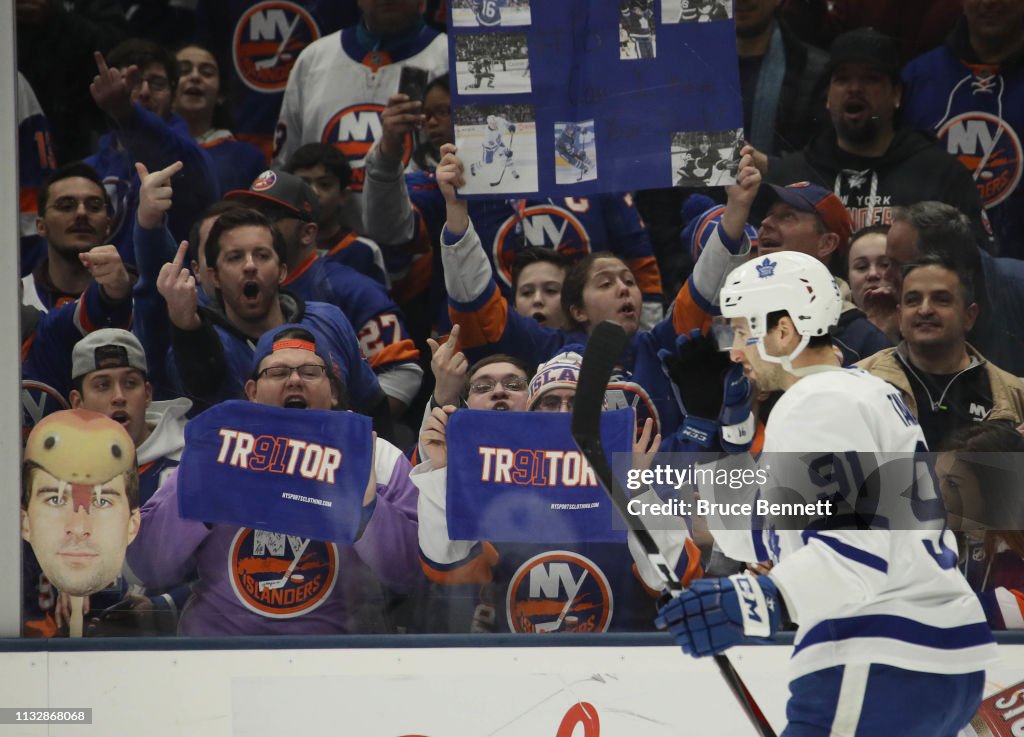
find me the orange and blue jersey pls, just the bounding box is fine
[442,219,713,440]
[282,253,420,374]
[402,171,663,332]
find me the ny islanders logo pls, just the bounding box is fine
[21,380,69,441]
[233,2,320,93]
[491,202,590,288]
[102,176,131,243]
[938,111,1022,208]
[229,528,338,618]
[605,374,660,438]
[506,551,613,633]
[321,104,412,191]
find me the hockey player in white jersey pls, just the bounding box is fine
[470,115,519,183]
[655,164,996,737]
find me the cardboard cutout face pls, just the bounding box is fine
[22,410,140,597]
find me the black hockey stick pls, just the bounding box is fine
[571,321,778,737]
[490,127,516,187]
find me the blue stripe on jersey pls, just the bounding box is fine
[795,614,993,655]
[802,530,888,573]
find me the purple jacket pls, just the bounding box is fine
[127,437,420,636]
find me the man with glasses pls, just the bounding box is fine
[126,325,421,635]
[87,38,218,271]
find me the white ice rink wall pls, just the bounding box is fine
[1,636,1024,736]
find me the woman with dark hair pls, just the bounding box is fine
[173,43,266,194]
[846,224,899,343]
[938,421,1024,629]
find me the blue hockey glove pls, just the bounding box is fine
[654,572,782,657]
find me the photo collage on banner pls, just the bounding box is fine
[449,0,742,198]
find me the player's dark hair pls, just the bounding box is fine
[22,460,141,510]
[561,253,633,333]
[205,207,287,268]
[175,42,235,130]
[107,38,180,93]
[188,200,245,266]
[258,326,349,411]
[510,247,572,294]
[465,353,534,398]
[284,143,353,190]
[901,253,976,306]
[38,162,112,216]
[765,310,833,349]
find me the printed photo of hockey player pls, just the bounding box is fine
[662,0,733,24]
[554,120,598,184]
[451,0,532,28]
[455,33,532,95]
[619,0,657,59]
[454,104,538,194]
[670,128,742,187]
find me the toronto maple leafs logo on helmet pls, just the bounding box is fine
[755,257,777,279]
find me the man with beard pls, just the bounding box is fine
[24,163,123,311]
[764,29,993,249]
[157,207,390,432]
[733,0,827,156]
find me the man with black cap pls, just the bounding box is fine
[764,28,993,250]
[226,170,422,416]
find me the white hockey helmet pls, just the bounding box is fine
[720,251,841,366]
[486,115,498,129]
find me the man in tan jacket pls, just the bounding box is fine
[858,253,1024,448]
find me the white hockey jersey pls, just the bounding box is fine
[272,26,448,230]
[482,117,514,153]
[701,367,998,680]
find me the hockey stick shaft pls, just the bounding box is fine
[571,321,777,737]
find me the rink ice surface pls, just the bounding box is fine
[456,122,539,195]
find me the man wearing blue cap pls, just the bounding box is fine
[680,147,891,366]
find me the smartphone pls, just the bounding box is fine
[398,66,429,103]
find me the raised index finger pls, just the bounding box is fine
[94,50,109,76]
[156,160,184,181]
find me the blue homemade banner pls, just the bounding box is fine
[449,0,743,197]
[446,408,634,543]
[179,401,372,544]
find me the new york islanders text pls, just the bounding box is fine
[216,429,343,482]
[478,447,598,487]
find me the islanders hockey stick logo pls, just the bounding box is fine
[233,1,320,93]
[322,104,412,192]
[228,528,338,618]
[506,551,613,633]
[491,203,590,288]
[937,112,1022,208]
